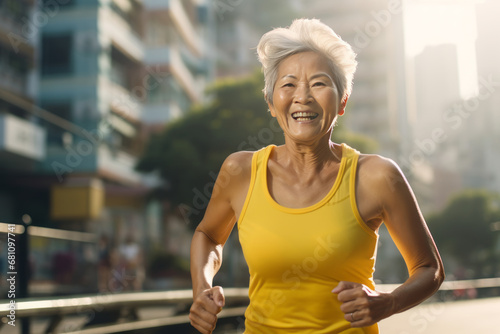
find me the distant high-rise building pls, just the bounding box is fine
[402,0,500,210]
[36,0,215,234]
[413,44,461,141]
[473,0,500,193]
[215,12,261,78]
[0,0,216,292]
[214,0,301,78]
[35,0,153,242]
[143,0,215,129]
[410,44,463,210]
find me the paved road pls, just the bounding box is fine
[378,297,500,334]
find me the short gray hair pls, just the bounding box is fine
[257,18,357,105]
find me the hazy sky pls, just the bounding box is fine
[404,0,479,99]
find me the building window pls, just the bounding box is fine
[41,102,72,145]
[41,34,72,75]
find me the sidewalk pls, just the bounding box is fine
[378,297,500,333]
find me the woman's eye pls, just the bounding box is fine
[282,83,294,87]
[312,82,325,87]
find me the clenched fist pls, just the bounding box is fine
[189,286,225,334]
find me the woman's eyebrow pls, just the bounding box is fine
[310,72,333,82]
[279,73,333,81]
[280,74,297,80]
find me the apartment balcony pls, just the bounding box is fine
[0,3,36,57]
[99,4,144,63]
[100,75,143,122]
[0,67,28,98]
[97,145,143,185]
[143,0,202,56]
[0,32,35,99]
[44,137,145,185]
[145,45,201,102]
[0,113,46,161]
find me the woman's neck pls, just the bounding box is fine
[277,135,342,178]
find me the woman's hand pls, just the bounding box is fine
[332,281,395,327]
[189,286,225,334]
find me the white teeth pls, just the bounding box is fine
[292,112,318,120]
[294,112,316,117]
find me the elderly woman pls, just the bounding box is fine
[189,19,444,333]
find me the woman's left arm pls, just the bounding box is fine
[333,156,445,327]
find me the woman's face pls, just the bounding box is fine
[268,51,346,145]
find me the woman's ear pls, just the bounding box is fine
[267,101,277,117]
[338,94,349,116]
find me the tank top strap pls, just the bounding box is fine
[341,142,359,158]
[256,145,275,168]
[339,143,360,186]
[319,143,359,208]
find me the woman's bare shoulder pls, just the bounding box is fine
[356,153,411,222]
[358,153,400,170]
[215,150,257,216]
[222,150,254,176]
[215,150,257,193]
[357,153,406,188]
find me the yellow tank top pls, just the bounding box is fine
[238,144,379,333]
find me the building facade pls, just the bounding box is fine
[0,0,214,293]
[36,0,156,247]
[143,0,214,129]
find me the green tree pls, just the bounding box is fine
[137,71,377,224]
[428,190,500,278]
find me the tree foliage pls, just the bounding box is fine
[137,71,274,208]
[137,71,377,223]
[427,189,500,278]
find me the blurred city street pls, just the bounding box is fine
[1,0,500,333]
[1,297,499,333]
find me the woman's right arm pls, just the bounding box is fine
[189,231,228,334]
[189,152,251,334]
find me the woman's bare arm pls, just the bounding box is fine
[375,157,445,312]
[189,151,252,333]
[333,155,445,327]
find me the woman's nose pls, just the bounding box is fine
[294,85,313,104]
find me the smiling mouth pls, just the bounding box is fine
[292,111,319,121]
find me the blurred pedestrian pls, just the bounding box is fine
[118,234,144,291]
[97,234,114,292]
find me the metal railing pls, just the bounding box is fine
[2,221,500,333]
[0,288,249,334]
[1,278,500,334]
